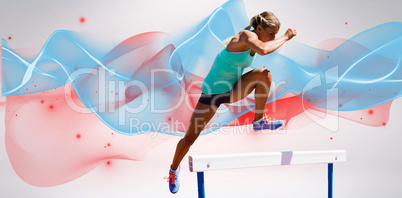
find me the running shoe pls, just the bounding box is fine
[253,113,284,130]
[164,165,180,194]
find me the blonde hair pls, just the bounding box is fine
[221,11,280,46]
[245,11,281,30]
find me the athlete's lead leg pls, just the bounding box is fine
[230,68,283,130]
[230,68,272,120]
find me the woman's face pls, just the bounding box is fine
[257,25,279,42]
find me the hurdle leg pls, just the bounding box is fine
[197,172,205,198]
[328,163,333,198]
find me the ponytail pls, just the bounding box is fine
[247,11,281,30]
[220,36,234,46]
[222,12,280,46]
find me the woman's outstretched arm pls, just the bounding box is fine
[241,28,297,56]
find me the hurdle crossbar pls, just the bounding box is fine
[189,150,346,198]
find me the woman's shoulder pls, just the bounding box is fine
[226,30,256,51]
[238,29,257,39]
[230,30,255,44]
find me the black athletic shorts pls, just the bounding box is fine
[198,90,232,107]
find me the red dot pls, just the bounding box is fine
[330,137,333,140]
[15,114,18,116]
[111,133,114,135]
[382,122,386,126]
[345,22,348,25]
[338,104,343,108]
[107,143,111,147]
[368,109,373,115]
[49,105,54,109]
[80,17,85,23]
[76,134,81,139]
[360,118,362,120]
[106,161,111,165]
[8,36,11,40]
[40,100,44,104]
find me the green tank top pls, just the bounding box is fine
[201,46,257,94]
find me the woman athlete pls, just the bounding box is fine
[166,11,297,194]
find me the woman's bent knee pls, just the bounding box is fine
[256,68,271,83]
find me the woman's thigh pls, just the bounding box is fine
[230,68,271,103]
[183,101,218,142]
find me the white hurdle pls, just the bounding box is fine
[189,150,346,198]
